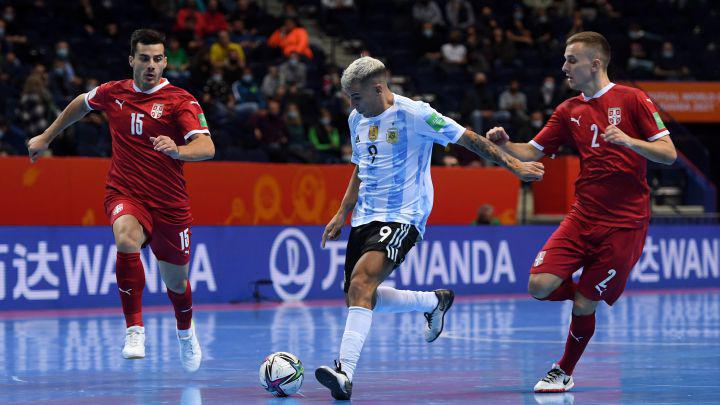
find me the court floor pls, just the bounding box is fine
[0,289,718,404]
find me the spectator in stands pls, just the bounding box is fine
[284,102,314,162]
[441,30,468,67]
[74,111,110,157]
[252,98,289,162]
[230,0,263,31]
[499,79,528,120]
[279,52,307,88]
[537,75,562,116]
[18,69,57,139]
[461,72,501,134]
[202,0,229,35]
[654,41,690,79]
[465,26,490,74]
[506,19,534,49]
[210,30,246,67]
[203,67,234,116]
[230,19,264,56]
[445,0,474,30]
[268,18,313,60]
[514,110,545,143]
[413,22,443,63]
[488,27,518,69]
[340,143,353,163]
[627,42,654,79]
[231,67,264,115]
[0,115,26,155]
[1,51,23,86]
[472,204,499,225]
[412,0,444,27]
[175,13,204,51]
[165,37,191,81]
[175,0,204,37]
[308,107,341,162]
[567,10,585,37]
[261,65,283,98]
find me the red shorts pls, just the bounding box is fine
[530,213,648,305]
[105,193,192,265]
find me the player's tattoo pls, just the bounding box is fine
[457,131,516,169]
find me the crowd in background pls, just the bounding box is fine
[0,0,716,167]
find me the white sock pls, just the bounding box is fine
[373,286,438,313]
[338,306,373,381]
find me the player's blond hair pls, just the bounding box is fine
[341,56,386,90]
[567,31,611,68]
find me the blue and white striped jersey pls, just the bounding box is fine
[349,94,465,238]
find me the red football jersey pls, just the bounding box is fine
[531,83,669,228]
[84,79,210,221]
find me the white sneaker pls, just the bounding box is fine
[534,363,574,393]
[315,360,352,400]
[424,289,455,342]
[177,323,202,372]
[122,325,146,359]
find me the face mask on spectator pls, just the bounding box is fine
[287,111,299,119]
[0,130,4,139]
[3,13,13,22]
[423,29,433,38]
[543,81,554,91]
[0,28,5,37]
[212,74,223,81]
[662,50,674,58]
[320,117,331,126]
[242,74,253,82]
[289,58,298,66]
[57,48,69,59]
[531,119,543,129]
[341,152,352,162]
[54,67,64,75]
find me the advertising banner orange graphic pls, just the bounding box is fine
[634,81,720,123]
[0,157,520,225]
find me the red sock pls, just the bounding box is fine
[540,280,577,301]
[167,280,193,330]
[116,252,145,327]
[558,312,596,375]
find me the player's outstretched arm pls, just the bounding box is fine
[602,125,677,165]
[485,126,545,162]
[150,133,215,161]
[27,93,91,163]
[457,129,545,182]
[322,165,360,248]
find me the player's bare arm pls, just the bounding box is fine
[322,165,360,248]
[457,129,545,182]
[149,133,215,161]
[27,93,92,163]
[602,125,677,165]
[485,126,546,162]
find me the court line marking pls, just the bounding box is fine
[440,332,720,347]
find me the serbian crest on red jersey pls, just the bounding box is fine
[150,103,164,119]
[608,107,621,125]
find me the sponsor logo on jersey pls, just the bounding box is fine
[355,134,360,143]
[150,103,164,119]
[608,107,622,125]
[368,125,378,141]
[386,127,398,144]
[426,112,446,132]
[112,203,124,216]
[114,99,125,110]
[570,116,581,126]
[652,111,666,130]
[198,113,208,127]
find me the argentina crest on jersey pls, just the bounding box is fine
[608,107,621,125]
[151,103,164,119]
[386,126,398,144]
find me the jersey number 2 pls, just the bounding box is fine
[131,113,144,135]
[590,124,601,148]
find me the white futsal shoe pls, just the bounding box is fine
[122,325,146,359]
[424,289,455,342]
[534,363,574,393]
[177,322,202,372]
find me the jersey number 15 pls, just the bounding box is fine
[131,113,145,135]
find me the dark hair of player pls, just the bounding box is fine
[566,31,611,67]
[130,28,166,56]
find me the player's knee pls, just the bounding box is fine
[166,278,187,294]
[115,231,142,253]
[346,277,372,307]
[572,293,598,315]
[528,277,552,299]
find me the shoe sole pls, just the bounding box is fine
[534,381,574,393]
[122,354,145,359]
[315,367,350,400]
[426,291,455,343]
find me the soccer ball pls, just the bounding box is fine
[259,352,304,397]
